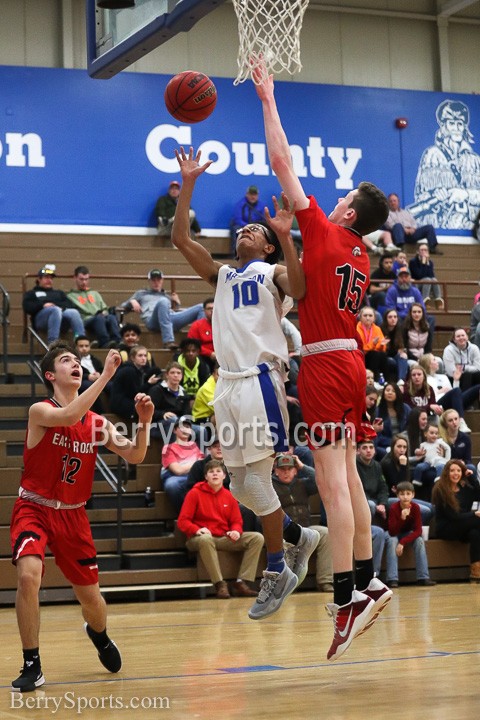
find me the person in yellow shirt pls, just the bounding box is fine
[192,365,218,424]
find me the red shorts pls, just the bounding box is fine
[10,499,99,586]
[298,349,366,447]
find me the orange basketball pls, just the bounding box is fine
[164,71,217,123]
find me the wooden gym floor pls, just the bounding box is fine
[0,583,479,720]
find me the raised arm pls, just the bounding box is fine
[172,147,222,286]
[267,193,305,300]
[253,66,309,211]
[104,393,154,464]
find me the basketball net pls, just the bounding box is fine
[232,0,310,85]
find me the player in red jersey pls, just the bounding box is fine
[254,64,392,661]
[10,341,154,692]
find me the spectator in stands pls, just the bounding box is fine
[402,302,433,364]
[281,316,302,358]
[413,422,450,492]
[368,253,397,311]
[175,337,211,398]
[148,360,192,434]
[384,266,427,322]
[385,481,435,588]
[192,365,218,425]
[375,383,410,454]
[67,265,121,348]
[120,269,204,350]
[356,306,391,381]
[229,185,266,255]
[432,459,480,583]
[392,249,408,275]
[177,459,264,598]
[385,192,442,254]
[403,364,440,417]
[419,353,478,431]
[23,265,85,343]
[443,327,480,391]
[469,296,480,350]
[380,309,409,381]
[161,417,204,514]
[155,179,201,239]
[74,335,107,414]
[381,435,433,524]
[356,440,389,525]
[117,323,156,366]
[362,229,396,256]
[406,407,429,459]
[187,297,215,368]
[439,409,476,474]
[272,453,333,592]
[408,242,444,309]
[110,345,161,421]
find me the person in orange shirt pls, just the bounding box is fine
[356,307,391,383]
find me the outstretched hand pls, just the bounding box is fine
[102,349,122,379]
[134,393,155,424]
[251,57,274,100]
[175,146,213,181]
[264,192,296,238]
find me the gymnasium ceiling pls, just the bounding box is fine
[307,1,480,22]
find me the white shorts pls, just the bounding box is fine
[214,366,289,467]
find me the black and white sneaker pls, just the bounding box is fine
[12,662,45,692]
[84,623,122,673]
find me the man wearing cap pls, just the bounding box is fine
[384,265,427,321]
[67,265,122,348]
[120,269,204,350]
[385,193,442,254]
[23,265,85,343]
[154,180,201,239]
[229,185,266,255]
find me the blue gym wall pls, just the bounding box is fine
[1,65,479,235]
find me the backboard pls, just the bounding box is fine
[86,0,227,79]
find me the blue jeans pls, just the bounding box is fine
[34,306,85,343]
[391,223,438,251]
[413,461,446,485]
[371,525,387,576]
[85,312,121,347]
[386,534,430,582]
[146,297,204,343]
[162,473,190,515]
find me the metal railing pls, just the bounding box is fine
[0,282,11,379]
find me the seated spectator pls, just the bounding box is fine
[402,302,433,364]
[375,383,411,453]
[187,435,260,532]
[408,242,444,309]
[419,353,478,431]
[385,481,436,588]
[470,295,480,350]
[110,345,161,421]
[281,316,302,358]
[23,264,85,343]
[161,417,204,514]
[356,440,390,525]
[439,409,476,474]
[356,307,391,382]
[117,323,156,366]
[272,453,332,592]
[443,327,480,391]
[155,179,201,239]
[380,308,408,381]
[177,459,263,598]
[362,229,396,256]
[403,364,441,418]
[385,192,442,254]
[413,422,450,495]
[148,360,192,434]
[392,249,408,275]
[229,185,266,255]
[380,435,433,524]
[74,335,107,414]
[120,269,204,350]
[176,337,211,398]
[192,365,218,425]
[432,459,480,583]
[67,265,121,348]
[406,407,429,462]
[368,253,397,311]
[187,297,215,368]
[385,266,435,338]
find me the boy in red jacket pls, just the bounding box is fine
[386,481,436,588]
[178,460,264,598]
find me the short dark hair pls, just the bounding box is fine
[40,341,80,395]
[74,335,89,344]
[396,481,415,494]
[120,323,141,337]
[180,337,201,351]
[350,182,389,236]
[259,222,282,265]
[74,265,89,276]
[204,459,225,475]
[203,297,214,308]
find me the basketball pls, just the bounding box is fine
[164,71,217,123]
